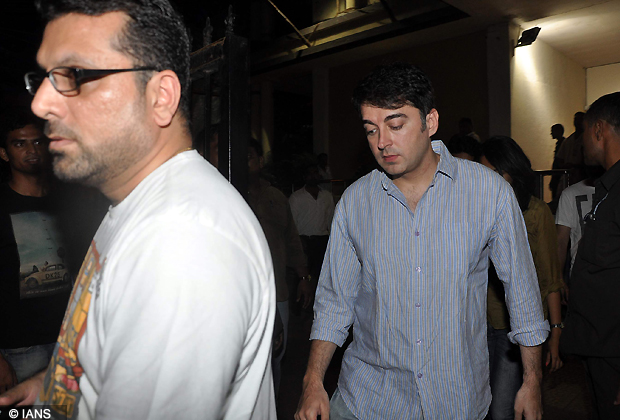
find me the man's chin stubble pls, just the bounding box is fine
[52,153,101,186]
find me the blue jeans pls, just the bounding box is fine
[0,343,56,383]
[330,388,358,420]
[487,325,523,420]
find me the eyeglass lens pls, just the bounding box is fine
[25,73,43,95]
[25,68,77,95]
[49,68,76,92]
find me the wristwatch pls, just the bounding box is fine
[550,322,564,329]
[301,275,312,282]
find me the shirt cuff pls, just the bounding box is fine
[310,322,349,347]
[508,319,550,346]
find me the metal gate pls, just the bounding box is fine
[190,7,249,199]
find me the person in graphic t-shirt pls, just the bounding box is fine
[0,110,71,392]
[555,165,605,287]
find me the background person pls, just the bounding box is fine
[561,92,620,420]
[0,110,72,391]
[480,136,565,420]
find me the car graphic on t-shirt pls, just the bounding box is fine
[22,263,71,289]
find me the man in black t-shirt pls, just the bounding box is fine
[561,92,620,419]
[0,111,72,392]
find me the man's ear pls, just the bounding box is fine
[147,70,181,128]
[596,120,607,142]
[0,147,9,163]
[426,109,439,137]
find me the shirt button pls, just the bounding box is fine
[415,302,421,308]
[416,339,422,345]
[415,230,420,236]
[415,266,421,272]
[417,373,423,379]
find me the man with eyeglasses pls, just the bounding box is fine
[561,92,620,420]
[0,1,276,419]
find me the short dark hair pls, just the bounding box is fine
[481,136,535,212]
[551,123,564,137]
[35,0,191,125]
[585,92,620,133]
[0,109,44,149]
[303,163,319,177]
[352,62,435,130]
[447,135,481,160]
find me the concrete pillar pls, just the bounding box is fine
[486,22,512,137]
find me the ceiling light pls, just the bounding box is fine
[516,27,541,48]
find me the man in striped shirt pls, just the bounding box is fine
[295,62,548,420]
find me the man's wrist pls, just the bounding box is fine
[302,372,324,387]
[522,374,543,388]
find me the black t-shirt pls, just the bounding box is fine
[0,183,73,348]
[561,159,620,358]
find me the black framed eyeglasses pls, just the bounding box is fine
[24,66,157,96]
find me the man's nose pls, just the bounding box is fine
[31,77,59,121]
[25,141,38,155]
[377,130,392,150]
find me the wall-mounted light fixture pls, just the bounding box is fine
[516,27,541,48]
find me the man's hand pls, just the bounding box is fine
[515,344,543,420]
[0,354,17,394]
[297,278,315,309]
[295,340,337,420]
[0,371,44,407]
[514,380,543,420]
[294,378,330,420]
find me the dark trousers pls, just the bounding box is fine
[584,357,620,419]
[300,235,329,279]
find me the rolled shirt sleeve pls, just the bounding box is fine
[310,198,360,347]
[489,182,549,346]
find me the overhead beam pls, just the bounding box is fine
[252,6,468,75]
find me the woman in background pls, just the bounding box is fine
[480,136,564,420]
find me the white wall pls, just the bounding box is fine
[511,38,585,200]
[587,63,620,107]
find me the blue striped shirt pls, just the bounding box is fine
[311,141,549,420]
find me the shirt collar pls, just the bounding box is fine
[379,140,456,191]
[599,158,620,192]
[431,140,457,181]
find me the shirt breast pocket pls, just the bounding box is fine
[582,221,620,269]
